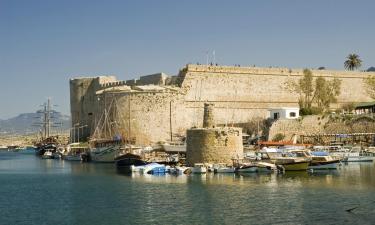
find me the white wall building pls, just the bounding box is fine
[268,107,300,120]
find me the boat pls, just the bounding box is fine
[169,166,190,175]
[162,142,186,153]
[258,148,311,171]
[89,139,121,163]
[256,162,277,171]
[42,149,54,159]
[191,163,207,174]
[53,151,62,159]
[19,146,36,154]
[343,152,374,162]
[235,164,258,173]
[64,143,89,161]
[115,153,147,168]
[331,146,374,162]
[143,163,167,174]
[0,145,8,151]
[213,163,235,173]
[130,165,145,172]
[308,151,340,170]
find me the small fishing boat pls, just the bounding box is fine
[236,164,258,173]
[343,151,374,162]
[309,151,340,170]
[256,162,277,172]
[169,166,190,175]
[89,139,121,163]
[213,163,235,173]
[191,163,207,174]
[130,165,145,173]
[259,148,311,171]
[64,143,89,161]
[162,142,186,153]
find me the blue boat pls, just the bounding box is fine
[143,163,166,174]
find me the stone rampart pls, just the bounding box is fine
[70,64,375,144]
[186,127,243,166]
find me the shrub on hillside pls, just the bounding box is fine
[272,133,285,142]
[300,107,323,116]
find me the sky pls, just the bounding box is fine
[1,0,374,119]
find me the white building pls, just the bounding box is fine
[268,107,300,120]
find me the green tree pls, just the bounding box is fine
[344,53,362,71]
[298,69,314,109]
[284,69,342,114]
[314,77,341,110]
[364,76,375,99]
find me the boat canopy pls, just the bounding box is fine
[311,151,329,156]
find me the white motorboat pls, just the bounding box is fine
[130,165,145,173]
[64,143,89,161]
[256,162,277,172]
[42,150,54,159]
[236,164,258,173]
[331,147,374,162]
[343,152,374,162]
[191,163,207,174]
[169,166,190,175]
[89,140,121,163]
[162,142,186,153]
[213,163,235,173]
[308,151,340,170]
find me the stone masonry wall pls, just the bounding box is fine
[70,64,375,144]
[268,116,327,141]
[186,127,243,166]
[180,65,374,124]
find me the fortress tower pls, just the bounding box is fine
[186,103,243,166]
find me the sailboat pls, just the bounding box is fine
[33,99,62,157]
[89,96,122,163]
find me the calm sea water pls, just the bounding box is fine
[0,151,375,225]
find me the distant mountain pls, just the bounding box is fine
[0,112,71,135]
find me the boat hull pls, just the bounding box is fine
[279,161,310,171]
[344,157,374,162]
[90,145,120,163]
[236,166,258,173]
[192,168,207,174]
[215,168,235,173]
[162,144,186,153]
[309,160,340,170]
[64,155,82,161]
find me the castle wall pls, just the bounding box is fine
[180,65,374,124]
[70,64,375,144]
[101,90,187,145]
[69,76,117,139]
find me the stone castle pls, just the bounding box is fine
[70,64,374,145]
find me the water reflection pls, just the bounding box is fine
[1,152,375,225]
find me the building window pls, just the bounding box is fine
[289,112,296,117]
[273,112,279,120]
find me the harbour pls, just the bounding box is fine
[1,151,375,225]
[2,1,375,224]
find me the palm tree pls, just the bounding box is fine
[344,53,362,70]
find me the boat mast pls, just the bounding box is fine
[128,94,131,143]
[170,100,172,142]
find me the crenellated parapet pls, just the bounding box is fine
[99,80,128,89]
